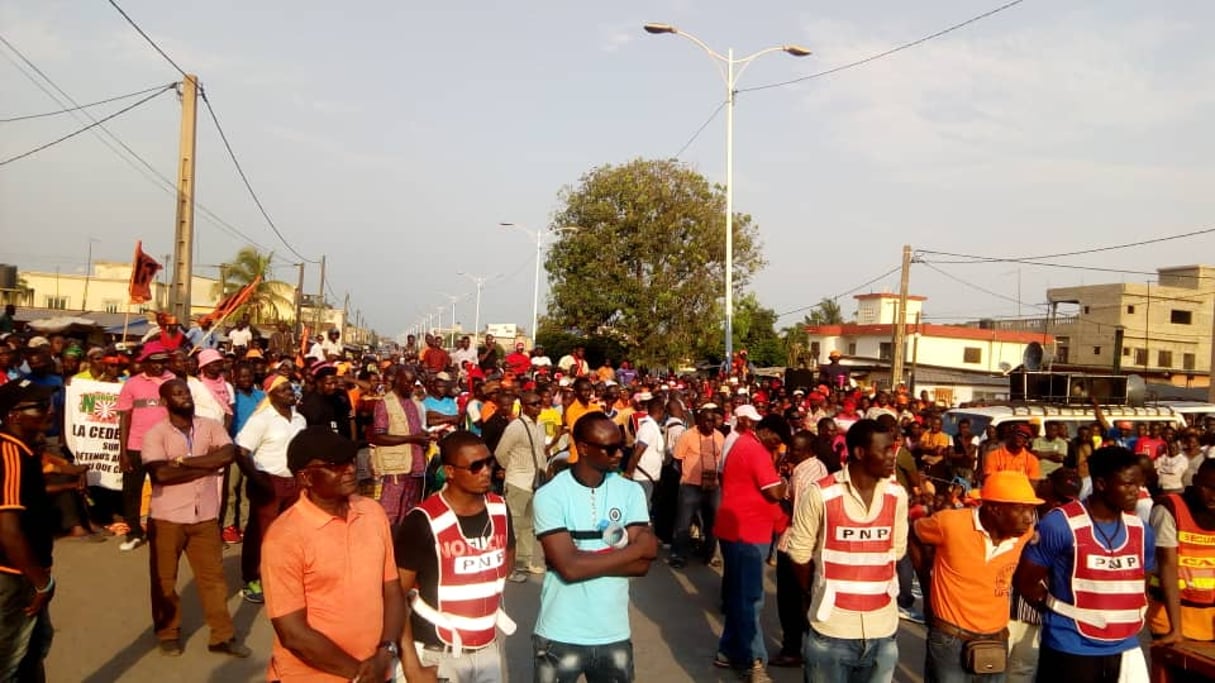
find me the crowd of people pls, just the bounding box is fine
[1,312,1215,683]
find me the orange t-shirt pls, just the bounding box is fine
[262,493,397,682]
[983,446,1042,481]
[563,400,603,464]
[915,507,1033,634]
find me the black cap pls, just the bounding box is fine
[0,379,55,417]
[287,426,357,474]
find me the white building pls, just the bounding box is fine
[806,293,1054,405]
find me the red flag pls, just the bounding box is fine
[200,275,261,326]
[128,241,162,304]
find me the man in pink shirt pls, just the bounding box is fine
[141,379,250,658]
[116,342,175,551]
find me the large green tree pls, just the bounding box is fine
[545,158,764,367]
[210,247,296,323]
[697,292,784,367]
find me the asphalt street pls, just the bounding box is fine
[44,536,928,682]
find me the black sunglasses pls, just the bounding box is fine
[449,455,496,474]
[10,400,50,413]
[580,440,625,455]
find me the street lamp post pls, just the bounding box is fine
[458,272,488,348]
[501,222,578,345]
[643,22,810,365]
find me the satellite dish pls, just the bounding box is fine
[1023,342,1044,372]
[998,361,1013,375]
[1127,374,1147,407]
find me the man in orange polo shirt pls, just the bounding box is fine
[983,424,1043,483]
[261,427,404,682]
[910,471,1040,681]
[561,377,601,464]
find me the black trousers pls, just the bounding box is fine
[776,550,808,657]
[121,450,147,540]
[1037,644,1123,683]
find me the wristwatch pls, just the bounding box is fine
[377,641,400,657]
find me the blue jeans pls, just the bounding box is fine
[532,635,634,683]
[718,540,767,667]
[803,628,898,683]
[925,627,1007,683]
[672,484,717,562]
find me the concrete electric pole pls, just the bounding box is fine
[168,75,199,320]
[890,244,913,390]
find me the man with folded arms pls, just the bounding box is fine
[262,426,404,683]
[141,379,250,658]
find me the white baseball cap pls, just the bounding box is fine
[734,404,761,421]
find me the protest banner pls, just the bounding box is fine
[64,379,124,490]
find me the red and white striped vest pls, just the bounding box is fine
[1050,500,1147,642]
[416,492,510,649]
[814,474,900,621]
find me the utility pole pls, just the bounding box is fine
[169,75,199,320]
[293,262,305,342]
[342,292,350,343]
[315,255,326,332]
[890,244,913,390]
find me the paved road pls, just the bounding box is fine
[46,537,928,682]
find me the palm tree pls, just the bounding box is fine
[210,247,296,324]
[807,298,844,325]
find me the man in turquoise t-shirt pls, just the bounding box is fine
[533,412,657,682]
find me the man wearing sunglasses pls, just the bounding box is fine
[396,431,516,683]
[532,412,658,682]
[262,426,404,683]
[0,380,57,682]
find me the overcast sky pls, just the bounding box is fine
[3,0,1213,339]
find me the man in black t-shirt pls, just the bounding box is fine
[395,432,516,683]
[0,379,57,681]
[299,364,354,441]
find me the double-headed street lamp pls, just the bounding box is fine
[458,271,492,347]
[501,222,579,345]
[643,22,811,364]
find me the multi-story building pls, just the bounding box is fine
[5,261,371,344]
[1043,265,1214,388]
[10,261,218,316]
[804,293,1053,405]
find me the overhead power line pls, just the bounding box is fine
[200,91,319,264]
[673,100,726,158]
[919,261,1048,311]
[919,225,1215,264]
[0,33,273,251]
[104,2,306,259]
[0,84,175,166]
[778,264,902,318]
[739,0,1026,94]
[918,257,1215,281]
[0,83,174,123]
[106,0,188,77]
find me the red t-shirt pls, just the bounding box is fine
[714,432,782,544]
[505,352,531,376]
[1135,437,1167,460]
